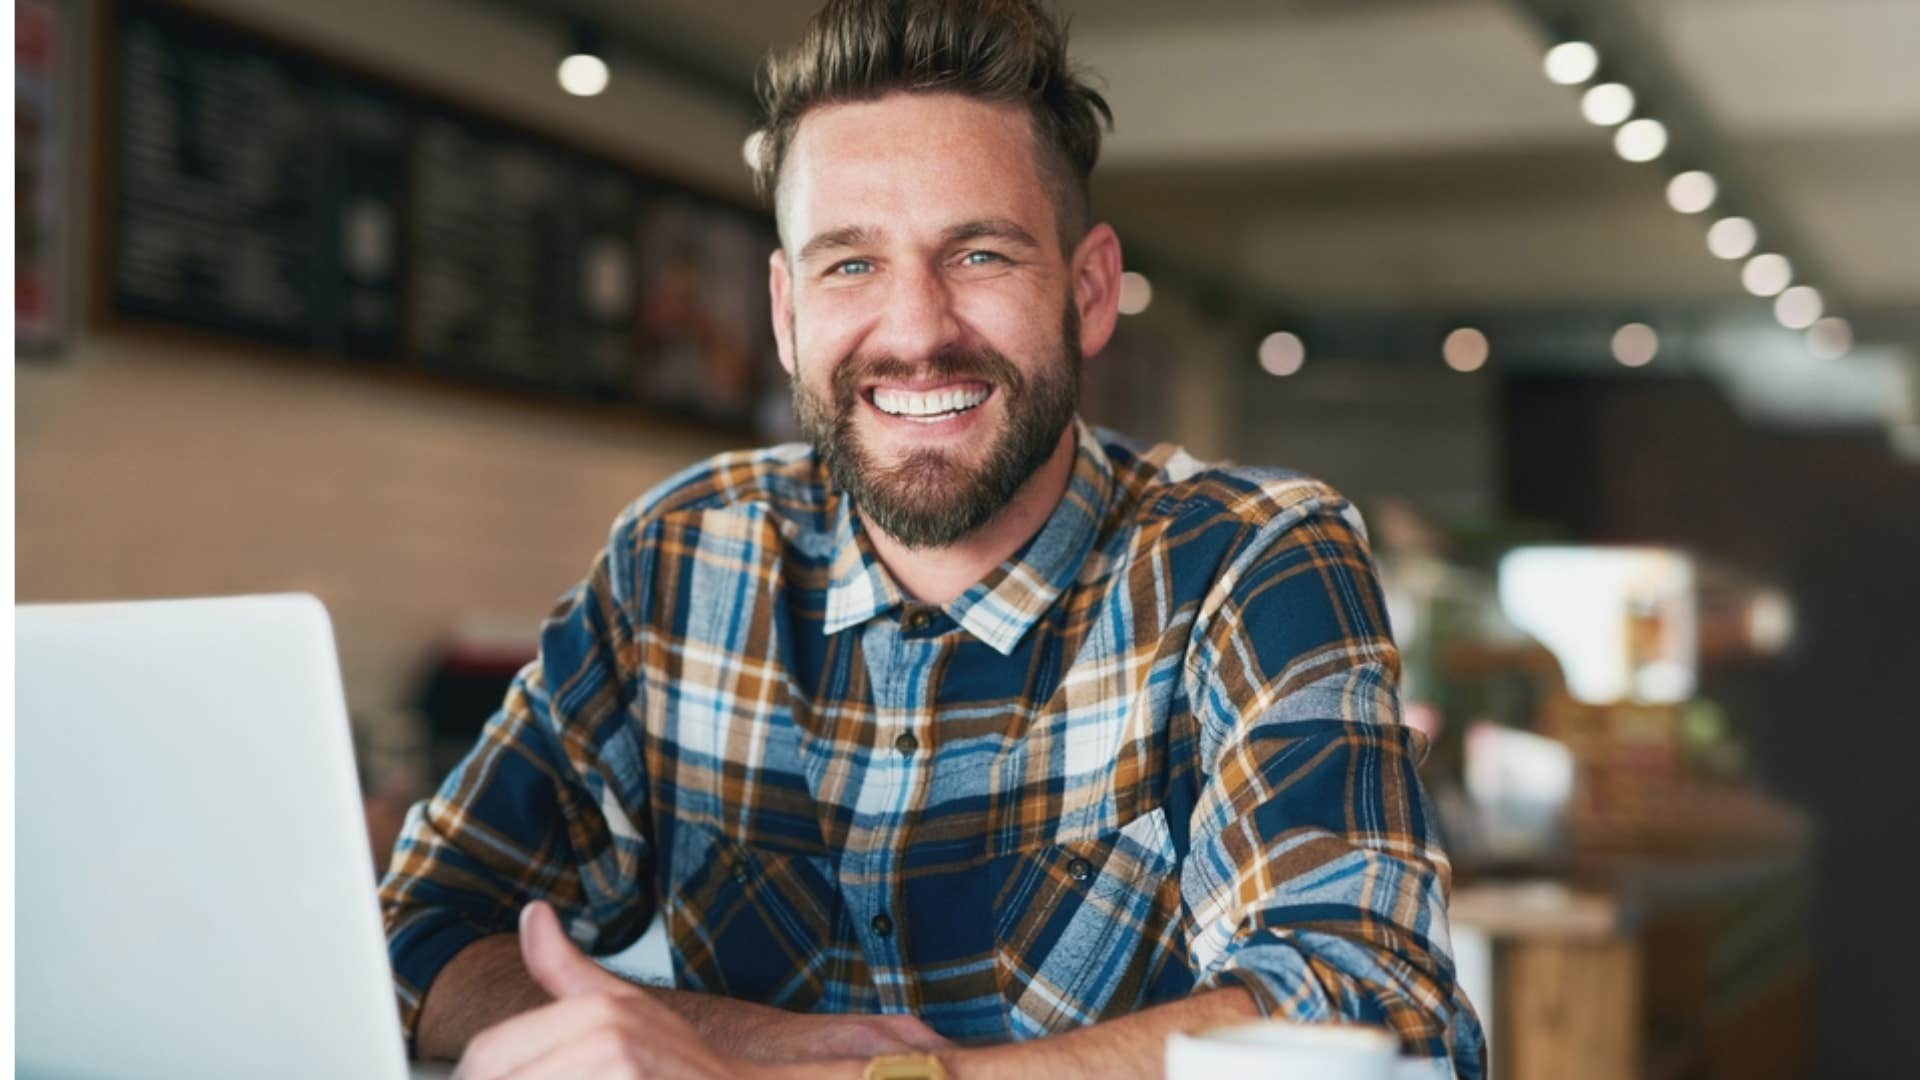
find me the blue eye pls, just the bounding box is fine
[832,259,873,276]
[961,250,1004,266]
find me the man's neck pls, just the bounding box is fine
[861,425,1079,607]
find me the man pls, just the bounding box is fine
[380,1,1485,1076]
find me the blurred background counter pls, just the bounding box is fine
[1384,530,1816,1079]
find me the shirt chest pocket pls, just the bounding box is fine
[989,805,1192,1039]
[660,823,847,1010]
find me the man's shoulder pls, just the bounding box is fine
[1096,428,1361,536]
[618,442,830,535]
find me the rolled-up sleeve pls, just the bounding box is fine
[377,507,657,1047]
[1179,487,1485,1077]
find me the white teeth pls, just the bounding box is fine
[873,386,990,417]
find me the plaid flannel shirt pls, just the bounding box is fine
[380,420,1485,1075]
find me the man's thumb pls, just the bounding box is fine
[519,900,618,1000]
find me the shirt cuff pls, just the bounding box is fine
[1195,934,1473,1076]
[388,913,508,1054]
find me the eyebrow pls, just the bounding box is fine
[796,225,881,264]
[794,218,1044,264]
[942,217,1042,251]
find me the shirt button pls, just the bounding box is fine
[905,609,933,632]
[1068,857,1093,882]
[895,732,919,756]
[731,863,751,885]
[870,913,894,937]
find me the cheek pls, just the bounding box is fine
[789,323,848,399]
[793,293,863,360]
[955,290,1066,357]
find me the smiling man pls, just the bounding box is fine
[379,2,1485,1078]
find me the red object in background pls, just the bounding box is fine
[16,0,65,348]
[17,1,55,65]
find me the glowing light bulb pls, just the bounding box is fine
[1773,286,1823,330]
[1581,83,1635,126]
[1741,253,1792,297]
[1706,216,1757,260]
[1443,328,1489,373]
[1612,323,1659,367]
[1614,118,1668,162]
[1544,42,1600,85]
[1666,171,1717,214]
[1259,332,1305,376]
[558,53,609,97]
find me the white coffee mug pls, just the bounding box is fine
[1165,1018,1399,1080]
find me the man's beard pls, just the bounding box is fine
[792,306,1080,549]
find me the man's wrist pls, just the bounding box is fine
[643,985,794,1059]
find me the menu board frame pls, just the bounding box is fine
[96,0,778,435]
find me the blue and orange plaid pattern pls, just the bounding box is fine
[380,420,1485,1075]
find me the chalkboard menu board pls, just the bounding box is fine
[109,0,776,427]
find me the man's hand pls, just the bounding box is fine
[451,901,763,1079]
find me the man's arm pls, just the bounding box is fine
[414,936,547,1061]
[1164,484,1485,1074]
[417,932,951,1065]
[454,902,1249,1080]
[926,988,1260,1079]
[380,524,656,1053]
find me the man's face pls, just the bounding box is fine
[769,93,1100,548]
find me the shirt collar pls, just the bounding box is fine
[947,419,1114,654]
[822,490,905,636]
[820,418,1115,653]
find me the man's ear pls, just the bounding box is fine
[768,248,797,377]
[1070,223,1123,360]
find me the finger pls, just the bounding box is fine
[519,900,622,1000]
[454,993,639,1080]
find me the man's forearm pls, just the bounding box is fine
[414,935,551,1061]
[413,934,888,1063]
[937,986,1261,1080]
[422,931,1258,1076]
[777,987,1261,1080]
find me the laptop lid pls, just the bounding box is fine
[16,594,411,1079]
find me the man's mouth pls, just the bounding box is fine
[866,383,993,423]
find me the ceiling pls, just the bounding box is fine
[522,0,1918,425]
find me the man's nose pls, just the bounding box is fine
[870,263,961,362]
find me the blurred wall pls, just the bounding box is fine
[1090,294,1501,517]
[1232,361,1500,520]
[16,335,733,718]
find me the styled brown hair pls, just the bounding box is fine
[753,0,1113,248]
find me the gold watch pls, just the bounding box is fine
[861,1051,949,1080]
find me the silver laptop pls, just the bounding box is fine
[16,594,446,1079]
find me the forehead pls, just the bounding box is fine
[776,92,1056,247]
